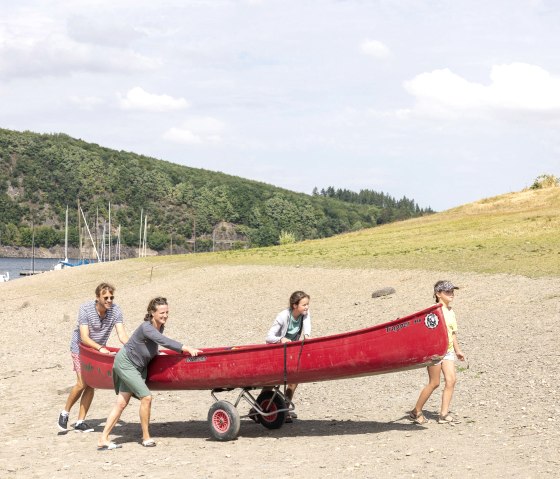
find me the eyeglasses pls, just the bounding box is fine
[103,296,115,300]
[440,290,455,295]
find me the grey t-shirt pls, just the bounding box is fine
[124,321,183,369]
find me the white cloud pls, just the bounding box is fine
[0,9,158,79]
[404,63,560,119]
[163,128,203,144]
[66,15,144,48]
[118,87,189,112]
[487,63,560,110]
[69,95,105,110]
[163,117,225,145]
[360,39,390,59]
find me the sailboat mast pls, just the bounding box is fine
[64,205,69,262]
[143,214,148,257]
[138,209,143,258]
[108,202,111,262]
[80,207,101,262]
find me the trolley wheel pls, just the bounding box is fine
[208,400,241,441]
[256,390,286,429]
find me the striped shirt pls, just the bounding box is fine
[69,300,124,353]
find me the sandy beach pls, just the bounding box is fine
[1,260,558,478]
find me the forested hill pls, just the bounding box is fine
[0,128,433,252]
[313,187,434,224]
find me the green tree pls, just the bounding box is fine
[19,226,33,247]
[35,226,60,248]
[0,223,20,245]
[147,230,169,251]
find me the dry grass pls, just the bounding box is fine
[206,186,560,277]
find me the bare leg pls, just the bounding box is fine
[139,395,153,441]
[64,372,88,413]
[286,384,298,402]
[411,364,442,418]
[77,386,95,421]
[439,359,457,417]
[98,392,131,447]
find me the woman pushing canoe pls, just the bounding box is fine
[97,297,201,450]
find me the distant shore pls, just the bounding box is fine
[0,244,170,259]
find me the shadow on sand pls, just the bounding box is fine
[83,414,427,443]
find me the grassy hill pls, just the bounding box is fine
[134,185,559,278]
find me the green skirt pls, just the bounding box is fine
[113,348,151,399]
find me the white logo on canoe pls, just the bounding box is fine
[424,313,439,329]
[186,356,207,363]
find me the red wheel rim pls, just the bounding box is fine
[260,399,278,423]
[211,410,230,433]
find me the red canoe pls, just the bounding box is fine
[80,304,448,391]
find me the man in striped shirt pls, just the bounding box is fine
[58,282,129,433]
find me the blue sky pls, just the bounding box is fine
[1,0,559,211]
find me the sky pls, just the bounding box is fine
[1,0,559,211]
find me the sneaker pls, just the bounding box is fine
[73,421,94,433]
[58,412,69,431]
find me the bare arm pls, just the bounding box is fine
[79,324,107,353]
[452,333,465,361]
[115,323,129,345]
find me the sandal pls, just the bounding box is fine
[142,439,156,447]
[437,414,454,424]
[97,442,122,451]
[408,410,430,425]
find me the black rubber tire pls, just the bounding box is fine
[208,400,241,441]
[256,390,286,429]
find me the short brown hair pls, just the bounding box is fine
[95,282,115,298]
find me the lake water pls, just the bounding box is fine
[0,257,70,281]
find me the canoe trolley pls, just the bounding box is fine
[80,305,449,442]
[208,385,295,441]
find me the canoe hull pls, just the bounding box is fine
[80,304,448,391]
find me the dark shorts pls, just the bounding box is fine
[112,348,151,399]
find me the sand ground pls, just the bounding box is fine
[0,261,558,478]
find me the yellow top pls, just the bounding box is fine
[442,306,458,353]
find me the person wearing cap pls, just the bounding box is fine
[409,280,466,425]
